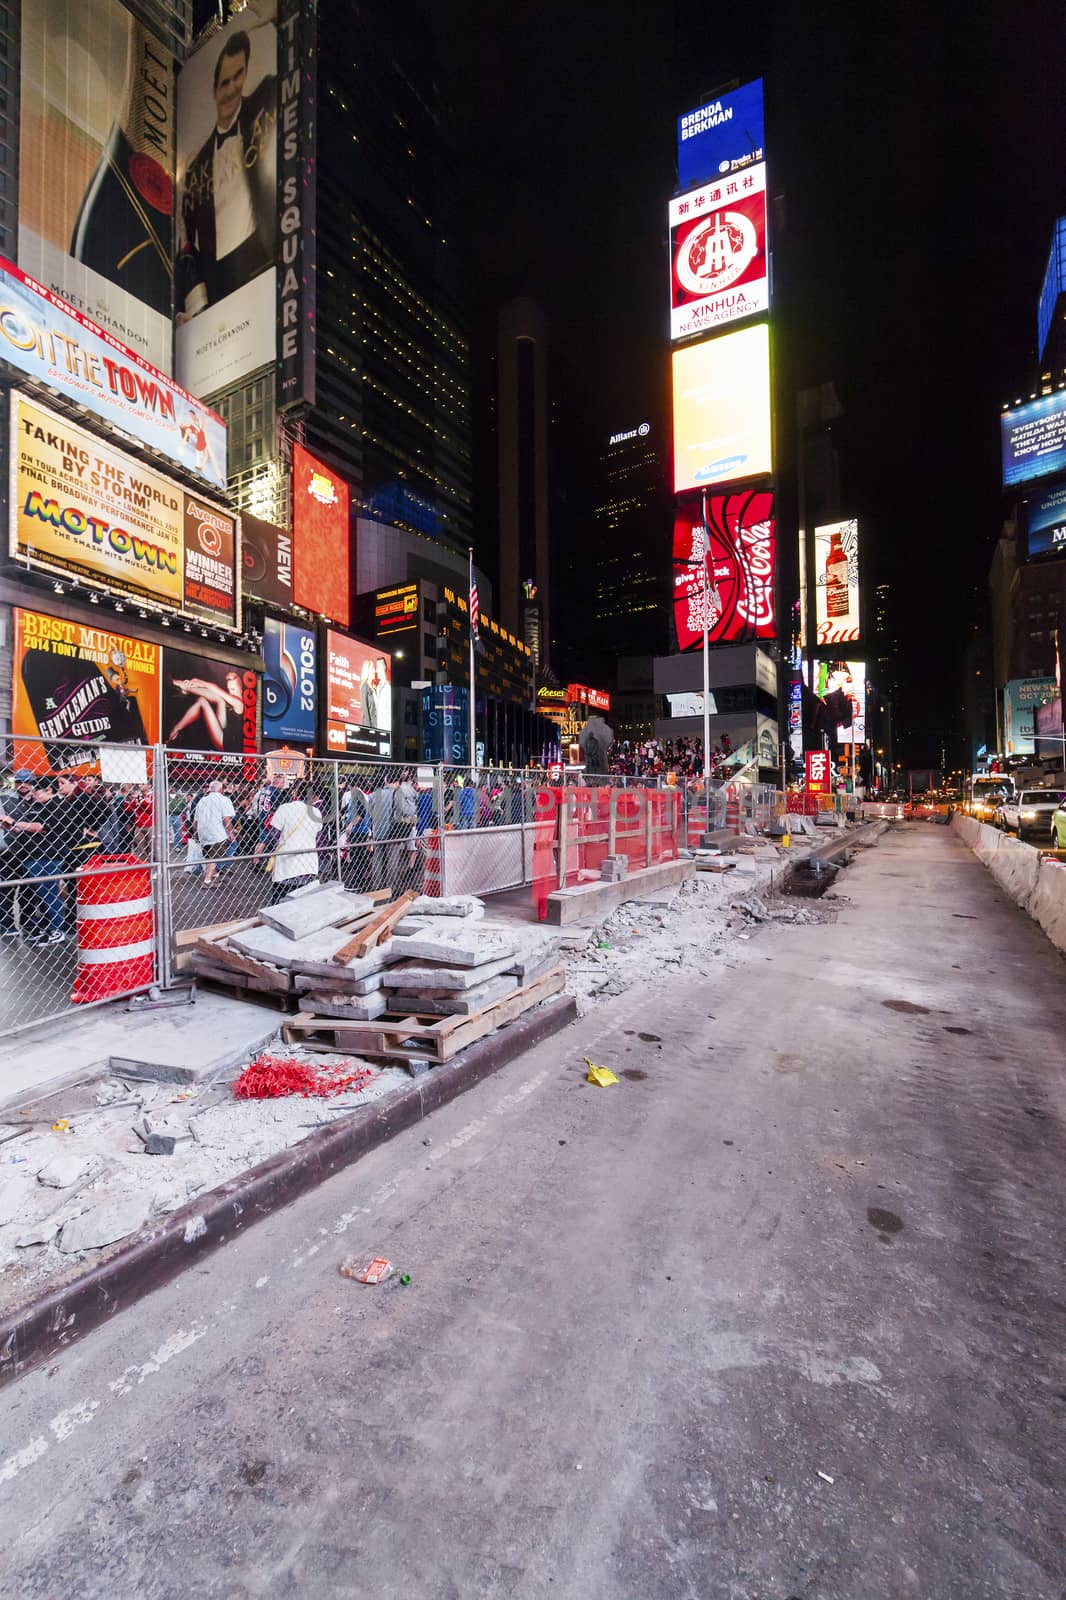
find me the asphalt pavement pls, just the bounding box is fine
[1,822,1064,1600]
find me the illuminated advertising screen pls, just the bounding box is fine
[19,0,175,373]
[813,519,861,645]
[677,78,764,189]
[161,646,258,755]
[1038,218,1066,362]
[12,607,161,770]
[293,443,350,626]
[669,164,768,341]
[816,660,866,744]
[263,618,316,745]
[373,584,419,636]
[0,257,226,490]
[10,392,239,627]
[1001,391,1066,489]
[806,749,831,794]
[240,513,293,607]
[175,10,277,396]
[672,325,772,492]
[325,631,391,759]
[1026,483,1066,560]
[673,490,775,648]
[1003,677,1057,756]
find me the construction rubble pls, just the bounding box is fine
[0,848,844,1307]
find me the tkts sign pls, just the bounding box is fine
[673,490,775,649]
[669,163,768,342]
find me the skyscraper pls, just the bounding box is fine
[584,419,670,677]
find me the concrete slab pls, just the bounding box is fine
[407,895,484,919]
[380,954,519,992]
[109,993,280,1084]
[258,889,375,941]
[301,990,388,1021]
[229,925,396,980]
[546,861,694,926]
[387,973,519,1016]
[388,927,517,968]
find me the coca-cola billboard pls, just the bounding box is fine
[672,490,776,649]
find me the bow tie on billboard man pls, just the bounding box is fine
[176,0,277,322]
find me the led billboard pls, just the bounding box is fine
[263,617,317,745]
[813,519,861,645]
[673,490,775,648]
[677,79,764,189]
[1038,218,1066,363]
[1026,483,1066,560]
[672,324,772,493]
[0,257,226,490]
[815,660,866,745]
[325,631,391,759]
[10,392,239,627]
[293,443,350,625]
[161,646,259,755]
[175,10,278,396]
[19,0,175,372]
[669,165,768,341]
[12,607,161,769]
[240,513,293,607]
[1001,391,1066,489]
[1003,677,1057,756]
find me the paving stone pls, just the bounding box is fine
[381,954,518,992]
[259,889,375,941]
[407,895,484,919]
[302,990,388,1021]
[294,969,386,996]
[388,926,517,968]
[109,992,280,1084]
[57,1192,154,1254]
[387,972,519,1015]
[230,925,398,979]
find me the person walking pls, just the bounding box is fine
[14,779,69,944]
[193,779,236,886]
[264,781,322,903]
[0,771,44,938]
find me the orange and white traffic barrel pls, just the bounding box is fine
[71,854,155,1005]
[422,828,444,897]
[725,784,740,831]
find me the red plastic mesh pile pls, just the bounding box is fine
[232,1054,376,1100]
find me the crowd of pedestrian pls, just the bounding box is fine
[607,736,735,780]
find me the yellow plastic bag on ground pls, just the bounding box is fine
[584,1059,619,1087]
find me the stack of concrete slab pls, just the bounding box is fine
[281,901,566,1065]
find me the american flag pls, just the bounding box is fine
[469,555,480,645]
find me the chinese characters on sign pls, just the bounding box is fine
[669,165,768,341]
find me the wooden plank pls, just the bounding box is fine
[174,916,262,950]
[332,891,417,964]
[191,939,291,992]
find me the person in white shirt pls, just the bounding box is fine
[194,779,236,885]
[267,781,323,903]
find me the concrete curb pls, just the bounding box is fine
[0,993,578,1388]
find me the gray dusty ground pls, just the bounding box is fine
[0,823,1063,1600]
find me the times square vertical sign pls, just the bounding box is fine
[277,0,318,411]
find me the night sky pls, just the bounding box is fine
[434,1,1066,766]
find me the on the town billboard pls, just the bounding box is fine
[325,630,391,759]
[263,616,316,744]
[293,442,350,625]
[669,164,768,341]
[9,391,240,628]
[815,659,866,744]
[175,8,278,396]
[12,605,161,769]
[1025,482,1066,560]
[677,78,764,189]
[19,0,175,372]
[672,324,772,493]
[0,257,226,490]
[672,490,776,648]
[813,519,861,645]
[1001,390,1066,489]
[161,645,259,755]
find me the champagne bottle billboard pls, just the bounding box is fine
[18,0,175,372]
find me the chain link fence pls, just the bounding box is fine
[0,740,863,1037]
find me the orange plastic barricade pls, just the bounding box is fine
[531,787,563,921]
[71,854,155,1005]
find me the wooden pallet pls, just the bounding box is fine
[281,965,565,1064]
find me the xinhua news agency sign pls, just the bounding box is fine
[0,255,226,490]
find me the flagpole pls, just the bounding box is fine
[468,546,477,773]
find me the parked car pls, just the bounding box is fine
[997,790,1066,839]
